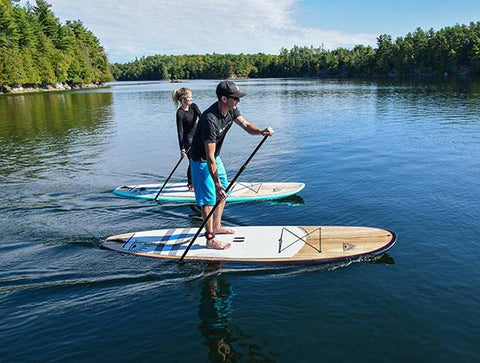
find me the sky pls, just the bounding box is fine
[18,0,480,63]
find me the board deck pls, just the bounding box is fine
[113,182,305,202]
[101,226,396,264]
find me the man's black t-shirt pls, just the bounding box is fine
[176,103,201,150]
[190,102,241,161]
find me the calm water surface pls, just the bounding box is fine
[1,79,479,361]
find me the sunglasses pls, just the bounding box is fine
[228,96,240,101]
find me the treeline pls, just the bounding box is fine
[111,53,280,81]
[0,0,112,90]
[111,22,480,81]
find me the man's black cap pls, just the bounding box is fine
[216,81,247,99]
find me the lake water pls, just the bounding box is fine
[1,79,479,361]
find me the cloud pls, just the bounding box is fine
[21,0,378,63]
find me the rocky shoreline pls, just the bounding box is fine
[0,83,107,95]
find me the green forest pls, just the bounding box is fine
[111,21,480,81]
[0,0,112,91]
[2,0,480,89]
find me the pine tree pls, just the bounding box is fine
[0,0,20,48]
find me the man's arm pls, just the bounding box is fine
[234,116,274,136]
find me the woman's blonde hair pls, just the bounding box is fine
[172,87,192,107]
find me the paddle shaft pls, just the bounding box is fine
[179,135,269,262]
[154,147,190,201]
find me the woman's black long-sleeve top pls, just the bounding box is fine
[176,103,201,151]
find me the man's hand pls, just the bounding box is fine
[261,127,274,136]
[215,183,227,200]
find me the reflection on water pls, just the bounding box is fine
[0,92,114,139]
[1,78,480,361]
[158,195,305,213]
[199,264,276,362]
[368,252,395,265]
[266,195,305,206]
[0,92,113,180]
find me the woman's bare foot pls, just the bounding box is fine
[215,226,235,234]
[206,238,230,250]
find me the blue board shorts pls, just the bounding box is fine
[190,156,228,206]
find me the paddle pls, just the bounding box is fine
[154,147,190,201]
[179,135,269,262]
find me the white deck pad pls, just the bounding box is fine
[121,227,303,259]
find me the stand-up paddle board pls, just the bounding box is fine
[113,182,305,203]
[101,226,396,264]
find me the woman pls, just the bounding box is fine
[172,87,201,191]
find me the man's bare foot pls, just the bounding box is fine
[206,238,230,250]
[215,226,235,234]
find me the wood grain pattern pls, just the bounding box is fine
[295,226,395,260]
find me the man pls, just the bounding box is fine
[190,81,274,249]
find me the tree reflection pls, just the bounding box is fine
[0,92,113,178]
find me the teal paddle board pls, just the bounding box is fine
[113,182,305,203]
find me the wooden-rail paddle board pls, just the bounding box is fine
[113,182,305,202]
[101,226,396,264]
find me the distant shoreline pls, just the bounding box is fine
[0,83,107,95]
